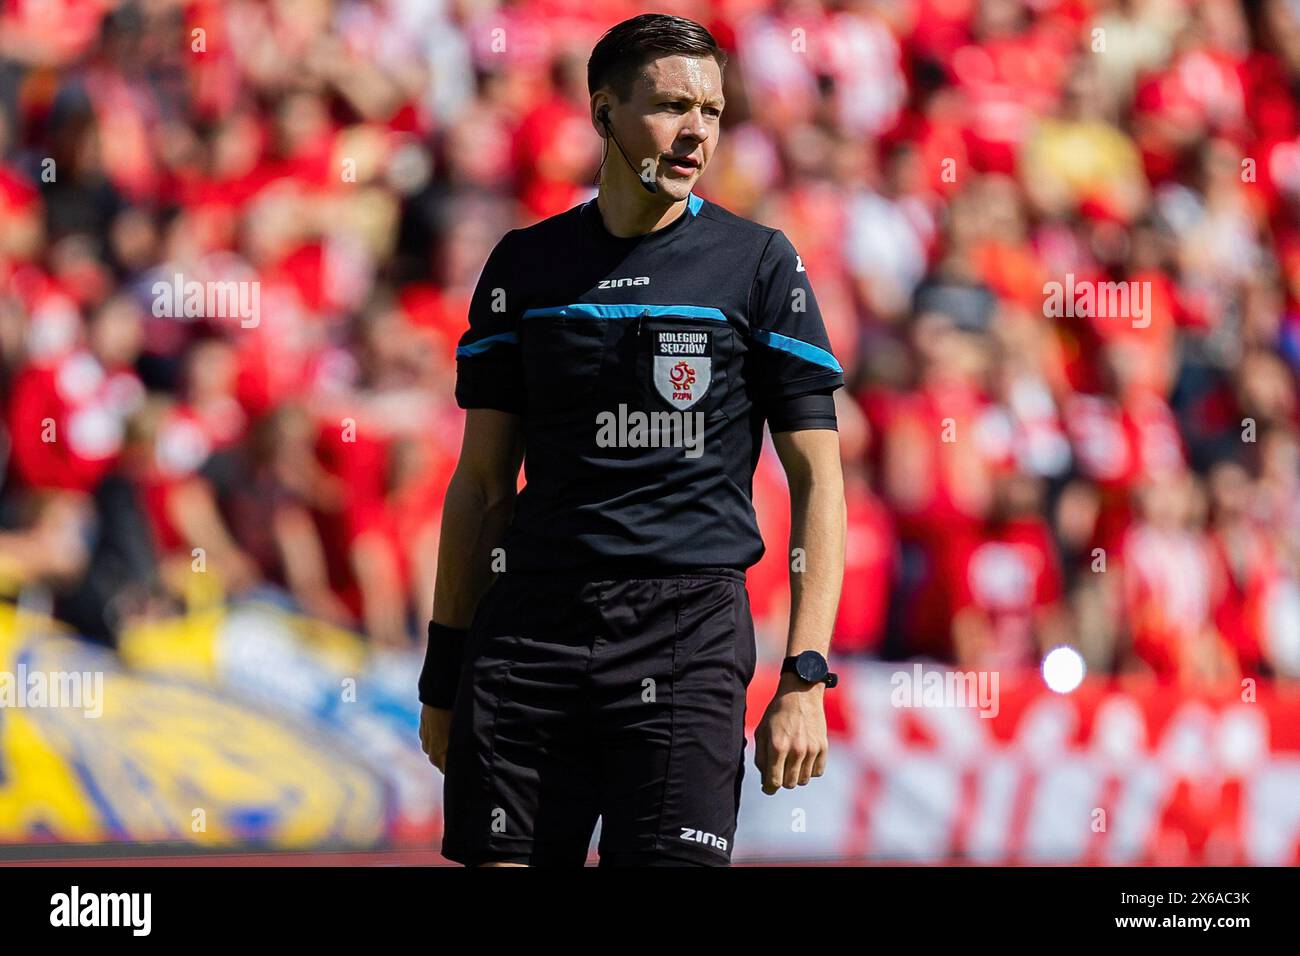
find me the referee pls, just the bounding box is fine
[418,13,846,867]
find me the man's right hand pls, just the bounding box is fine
[419,704,454,772]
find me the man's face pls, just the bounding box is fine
[596,54,725,200]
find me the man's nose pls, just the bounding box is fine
[678,114,708,143]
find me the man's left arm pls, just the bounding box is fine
[755,427,845,795]
[745,227,846,794]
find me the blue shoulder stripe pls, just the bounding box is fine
[456,330,518,358]
[752,329,843,373]
[522,303,726,322]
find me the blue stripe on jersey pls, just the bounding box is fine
[456,330,518,358]
[752,329,843,373]
[687,193,703,216]
[522,303,727,322]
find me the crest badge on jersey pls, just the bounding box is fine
[651,329,712,409]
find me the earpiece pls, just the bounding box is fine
[595,104,659,195]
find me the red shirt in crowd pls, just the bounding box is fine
[949,516,1063,668]
[6,350,145,493]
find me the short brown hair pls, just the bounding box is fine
[587,14,727,103]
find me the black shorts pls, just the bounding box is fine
[440,567,759,867]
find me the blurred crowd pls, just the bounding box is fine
[1,0,1298,687]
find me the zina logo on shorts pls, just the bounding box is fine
[653,330,711,409]
[680,827,728,852]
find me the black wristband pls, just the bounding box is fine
[419,620,470,709]
[766,386,839,433]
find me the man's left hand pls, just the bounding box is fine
[754,672,829,794]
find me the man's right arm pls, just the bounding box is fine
[420,228,524,724]
[430,408,525,629]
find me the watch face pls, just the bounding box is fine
[796,651,828,683]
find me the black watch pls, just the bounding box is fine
[780,650,838,688]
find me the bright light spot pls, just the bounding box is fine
[1042,646,1085,694]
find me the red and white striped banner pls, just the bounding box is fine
[735,663,1300,865]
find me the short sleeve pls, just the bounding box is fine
[748,230,845,403]
[454,229,526,414]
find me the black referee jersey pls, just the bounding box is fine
[454,192,845,575]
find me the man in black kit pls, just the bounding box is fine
[418,13,846,867]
